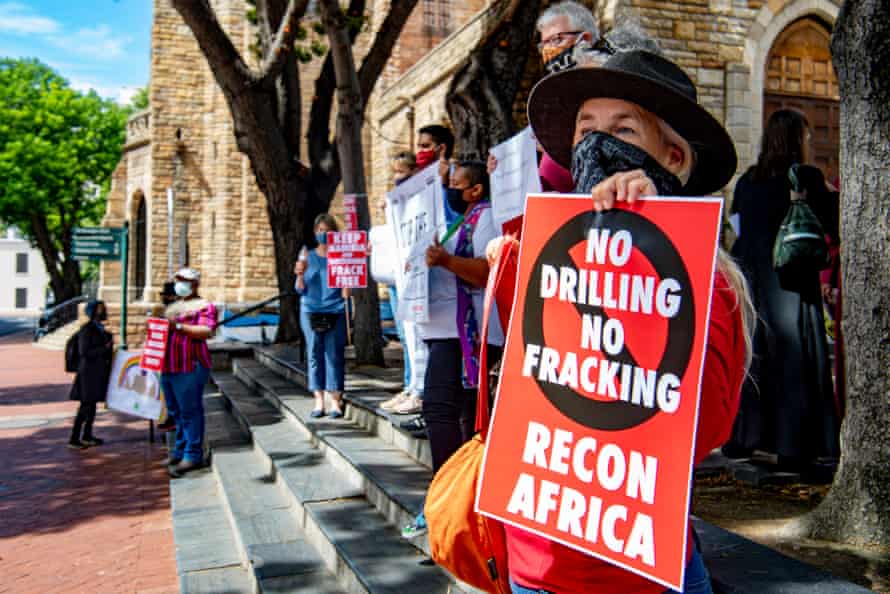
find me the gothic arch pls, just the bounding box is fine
[743,0,840,167]
[128,190,150,302]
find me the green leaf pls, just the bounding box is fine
[0,58,126,285]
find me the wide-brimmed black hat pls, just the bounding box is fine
[528,50,737,196]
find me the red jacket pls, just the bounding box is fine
[497,259,747,593]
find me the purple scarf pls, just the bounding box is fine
[455,201,490,388]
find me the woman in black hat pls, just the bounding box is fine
[501,50,755,594]
[68,300,113,449]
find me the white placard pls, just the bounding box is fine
[369,225,397,286]
[402,320,428,393]
[106,349,164,421]
[386,166,445,323]
[489,127,542,229]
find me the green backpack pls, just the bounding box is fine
[772,164,829,291]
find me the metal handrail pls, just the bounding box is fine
[218,291,296,328]
[34,295,88,340]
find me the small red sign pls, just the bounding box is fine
[140,317,170,372]
[327,231,368,288]
[342,194,360,231]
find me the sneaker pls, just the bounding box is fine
[81,436,104,446]
[162,456,182,466]
[169,459,203,478]
[401,512,428,539]
[399,416,428,439]
[68,439,87,450]
[393,394,423,415]
[380,391,410,412]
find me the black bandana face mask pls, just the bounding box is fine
[571,131,683,196]
[544,44,578,74]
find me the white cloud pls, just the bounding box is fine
[0,3,60,35]
[70,78,140,106]
[53,24,132,60]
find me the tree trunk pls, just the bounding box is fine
[783,0,890,546]
[446,0,542,158]
[30,213,80,302]
[171,0,416,356]
[320,0,384,365]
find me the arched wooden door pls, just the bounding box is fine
[764,17,840,182]
[133,195,147,299]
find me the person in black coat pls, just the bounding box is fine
[68,300,114,449]
[725,109,840,469]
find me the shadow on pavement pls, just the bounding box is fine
[0,412,170,540]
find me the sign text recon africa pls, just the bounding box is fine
[508,226,688,567]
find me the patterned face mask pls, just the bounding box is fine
[571,131,683,196]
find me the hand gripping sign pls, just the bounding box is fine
[139,317,169,372]
[476,194,724,590]
[327,231,368,289]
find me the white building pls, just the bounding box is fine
[0,228,50,314]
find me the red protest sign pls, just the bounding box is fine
[476,194,724,590]
[140,317,170,372]
[327,231,368,289]
[342,194,360,231]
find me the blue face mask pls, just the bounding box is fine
[315,232,328,246]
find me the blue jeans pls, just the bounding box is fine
[300,309,346,392]
[160,364,210,463]
[388,285,411,388]
[509,548,713,594]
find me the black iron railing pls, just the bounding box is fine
[33,296,88,341]
[217,291,296,328]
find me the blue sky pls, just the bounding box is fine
[0,1,152,104]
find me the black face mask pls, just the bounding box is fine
[571,131,683,196]
[445,187,467,215]
[544,44,578,74]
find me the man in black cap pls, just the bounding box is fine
[68,300,114,449]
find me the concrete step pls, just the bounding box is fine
[34,319,82,350]
[213,445,347,594]
[254,346,432,469]
[231,360,431,550]
[170,467,252,594]
[213,369,457,594]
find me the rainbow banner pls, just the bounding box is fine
[106,349,165,421]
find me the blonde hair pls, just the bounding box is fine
[716,249,755,372]
[653,111,755,371]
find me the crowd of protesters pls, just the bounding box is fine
[62,1,842,590]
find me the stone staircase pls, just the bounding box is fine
[173,345,473,594]
[172,344,872,594]
[33,319,82,351]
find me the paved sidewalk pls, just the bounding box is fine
[0,332,178,594]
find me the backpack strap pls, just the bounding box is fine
[475,239,514,437]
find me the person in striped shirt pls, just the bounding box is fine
[160,267,218,477]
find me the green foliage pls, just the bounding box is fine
[243,4,369,65]
[0,58,127,260]
[130,86,149,110]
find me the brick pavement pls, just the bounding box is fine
[0,332,179,594]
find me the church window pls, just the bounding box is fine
[423,0,451,36]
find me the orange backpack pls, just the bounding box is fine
[425,238,519,594]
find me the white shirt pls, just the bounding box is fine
[419,205,505,346]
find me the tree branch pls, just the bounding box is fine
[171,0,256,91]
[258,0,311,83]
[307,0,365,168]
[357,0,421,106]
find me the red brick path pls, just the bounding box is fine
[0,332,179,594]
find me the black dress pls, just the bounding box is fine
[69,322,113,404]
[727,166,840,462]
